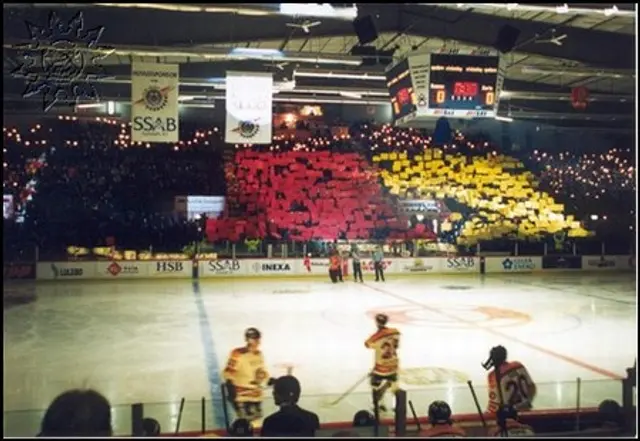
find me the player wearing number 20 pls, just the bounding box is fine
[482,345,537,414]
[223,328,276,421]
[365,313,401,412]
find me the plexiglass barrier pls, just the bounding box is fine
[2,378,625,436]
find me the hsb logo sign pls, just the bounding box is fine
[156,261,184,273]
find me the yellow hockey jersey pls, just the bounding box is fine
[223,347,270,402]
[365,327,401,375]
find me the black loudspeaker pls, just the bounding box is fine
[353,15,378,45]
[493,24,521,53]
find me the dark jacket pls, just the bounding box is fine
[260,404,320,437]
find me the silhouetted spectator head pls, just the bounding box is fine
[428,400,453,425]
[229,418,253,436]
[39,389,112,437]
[598,399,623,426]
[273,375,301,406]
[142,417,161,436]
[353,410,374,427]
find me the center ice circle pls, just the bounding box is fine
[364,304,532,329]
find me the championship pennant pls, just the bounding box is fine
[131,63,179,143]
[225,71,273,145]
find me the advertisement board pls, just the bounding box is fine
[485,256,541,273]
[174,196,226,220]
[149,260,192,278]
[3,263,35,280]
[582,255,618,271]
[542,255,582,270]
[442,257,479,273]
[95,261,149,279]
[247,259,296,276]
[616,255,635,271]
[396,258,439,274]
[360,259,396,274]
[199,259,245,277]
[36,262,96,280]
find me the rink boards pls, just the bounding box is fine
[25,255,636,281]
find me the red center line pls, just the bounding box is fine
[362,283,624,381]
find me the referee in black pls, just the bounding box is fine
[351,245,364,283]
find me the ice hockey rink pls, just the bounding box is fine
[3,272,637,436]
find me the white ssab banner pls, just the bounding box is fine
[225,71,273,144]
[131,63,179,143]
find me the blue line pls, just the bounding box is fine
[192,280,226,429]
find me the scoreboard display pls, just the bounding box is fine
[428,53,499,116]
[385,51,504,122]
[385,58,417,121]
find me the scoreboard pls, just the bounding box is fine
[385,51,505,123]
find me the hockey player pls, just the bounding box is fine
[223,328,275,422]
[329,251,341,283]
[482,345,537,414]
[364,313,400,413]
[419,401,467,437]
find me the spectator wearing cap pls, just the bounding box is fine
[260,375,320,437]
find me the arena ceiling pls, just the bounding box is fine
[3,3,637,130]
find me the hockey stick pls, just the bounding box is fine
[175,397,186,434]
[409,400,421,432]
[467,380,488,429]
[321,372,370,408]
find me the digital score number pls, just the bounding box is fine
[428,53,499,117]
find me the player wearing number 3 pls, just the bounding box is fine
[482,345,537,414]
[365,313,401,413]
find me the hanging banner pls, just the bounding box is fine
[225,71,273,144]
[131,63,179,143]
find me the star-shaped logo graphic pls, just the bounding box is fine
[10,11,113,112]
[502,258,513,270]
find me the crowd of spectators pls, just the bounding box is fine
[2,117,635,258]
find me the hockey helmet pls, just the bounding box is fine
[428,400,452,425]
[352,410,375,427]
[245,328,261,340]
[482,345,507,370]
[375,313,389,327]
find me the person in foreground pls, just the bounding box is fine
[419,400,466,437]
[260,375,320,437]
[38,389,113,437]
